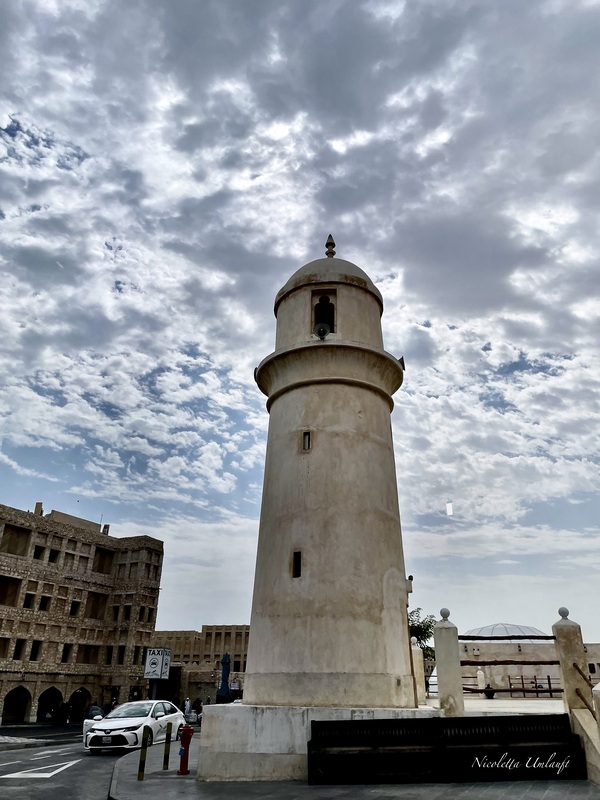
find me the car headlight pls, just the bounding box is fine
[121,725,143,732]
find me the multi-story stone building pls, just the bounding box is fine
[152,625,249,704]
[0,501,163,724]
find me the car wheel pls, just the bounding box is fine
[145,730,153,747]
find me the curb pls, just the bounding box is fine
[0,736,80,752]
[107,745,142,800]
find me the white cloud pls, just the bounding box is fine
[0,0,599,638]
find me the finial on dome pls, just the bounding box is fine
[325,234,336,258]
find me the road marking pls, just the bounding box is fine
[1,759,82,778]
[0,761,22,767]
[29,747,70,761]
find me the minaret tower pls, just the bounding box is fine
[244,236,415,708]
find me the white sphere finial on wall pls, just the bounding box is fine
[558,607,569,619]
[440,608,450,620]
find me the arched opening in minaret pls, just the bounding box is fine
[313,293,335,333]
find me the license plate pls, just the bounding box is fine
[102,736,112,744]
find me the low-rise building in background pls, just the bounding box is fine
[0,501,163,724]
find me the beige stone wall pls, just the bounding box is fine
[458,639,600,694]
[152,624,250,703]
[0,502,163,723]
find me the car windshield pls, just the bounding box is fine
[105,703,152,719]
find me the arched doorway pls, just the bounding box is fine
[68,687,91,724]
[37,687,63,723]
[3,686,32,723]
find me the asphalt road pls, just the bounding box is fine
[0,740,119,800]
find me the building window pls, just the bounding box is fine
[30,640,42,661]
[0,637,9,658]
[33,545,45,560]
[302,431,311,451]
[78,556,89,571]
[123,606,131,622]
[84,592,108,620]
[134,646,141,665]
[147,607,154,623]
[112,605,120,622]
[70,600,81,617]
[105,645,113,665]
[23,593,35,609]
[138,606,146,622]
[117,645,126,665]
[0,576,22,607]
[0,524,31,556]
[48,548,60,563]
[61,643,73,663]
[13,638,26,659]
[589,663,597,674]
[292,550,302,578]
[313,292,335,334]
[92,546,114,574]
[76,645,99,664]
[39,596,51,612]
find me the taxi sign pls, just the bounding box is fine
[144,647,171,679]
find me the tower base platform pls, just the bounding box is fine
[197,703,436,782]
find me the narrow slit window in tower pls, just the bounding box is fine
[302,431,311,451]
[292,550,302,578]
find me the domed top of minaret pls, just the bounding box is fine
[274,235,383,314]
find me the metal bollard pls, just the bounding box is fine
[137,725,151,781]
[177,724,194,775]
[163,721,172,770]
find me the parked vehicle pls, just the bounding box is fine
[84,700,185,753]
[82,704,105,742]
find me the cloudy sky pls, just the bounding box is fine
[1,0,599,641]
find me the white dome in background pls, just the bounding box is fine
[463,622,549,643]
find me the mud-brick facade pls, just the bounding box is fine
[152,625,249,704]
[0,502,163,724]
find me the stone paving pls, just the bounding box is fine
[108,731,600,800]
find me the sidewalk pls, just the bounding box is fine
[109,720,600,800]
[109,736,600,800]
[0,734,50,751]
[0,725,79,751]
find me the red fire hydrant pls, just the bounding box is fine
[177,724,194,775]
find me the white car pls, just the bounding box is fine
[82,705,105,743]
[84,700,185,753]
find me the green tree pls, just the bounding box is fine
[408,607,436,661]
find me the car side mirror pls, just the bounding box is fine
[93,715,103,720]
[155,712,165,719]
